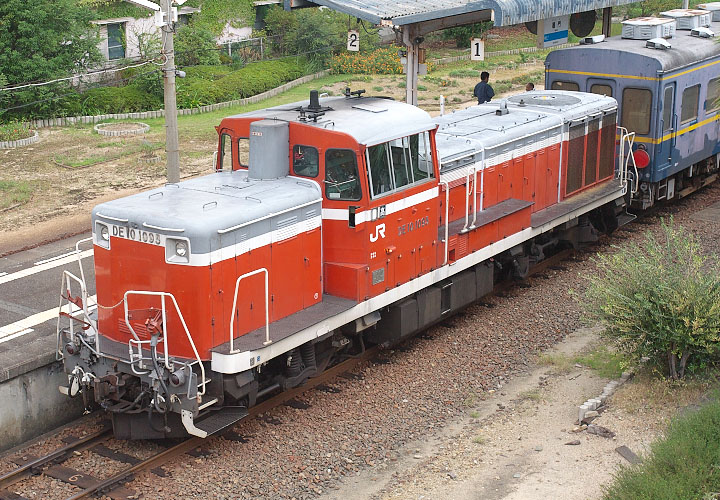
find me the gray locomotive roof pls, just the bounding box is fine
[546,19,720,74]
[308,0,639,26]
[231,95,436,146]
[435,91,617,163]
[92,171,321,252]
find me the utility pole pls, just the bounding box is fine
[160,0,180,184]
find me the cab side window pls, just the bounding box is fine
[293,145,319,177]
[368,143,393,197]
[237,137,250,168]
[219,133,233,171]
[325,149,361,201]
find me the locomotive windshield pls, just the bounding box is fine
[366,131,434,199]
[325,149,361,200]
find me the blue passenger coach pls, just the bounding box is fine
[546,14,720,209]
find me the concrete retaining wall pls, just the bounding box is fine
[0,361,85,453]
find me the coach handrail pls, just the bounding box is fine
[472,145,486,228]
[617,127,639,195]
[74,237,94,289]
[122,290,206,396]
[229,268,271,354]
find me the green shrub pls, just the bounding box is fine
[583,219,720,380]
[0,120,32,141]
[442,22,492,47]
[175,23,222,67]
[603,398,720,500]
[79,85,163,114]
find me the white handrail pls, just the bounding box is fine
[617,126,639,195]
[230,268,271,354]
[460,164,475,233]
[74,237,93,288]
[471,145,485,229]
[439,181,450,265]
[122,290,206,396]
[56,270,98,360]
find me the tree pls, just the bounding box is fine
[583,219,720,380]
[442,21,493,48]
[174,23,221,67]
[0,0,102,85]
[0,0,102,119]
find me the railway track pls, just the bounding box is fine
[0,247,579,500]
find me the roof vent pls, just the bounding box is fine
[660,9,712,30]
[622,17,676,39]
[495,100,509,116]
[698,3,720,21]
[580,34,606,44]
[691,26,716,37]
[646,37,672,49]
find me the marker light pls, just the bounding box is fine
[633,149,651,169]
[175,241,188,257]
[100,226,109,241]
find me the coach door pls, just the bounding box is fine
[657,83,676,172]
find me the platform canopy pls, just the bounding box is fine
[304,0,640,27]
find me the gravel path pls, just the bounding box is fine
[2,182,718,500]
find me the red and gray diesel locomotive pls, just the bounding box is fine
[57,88,629,439]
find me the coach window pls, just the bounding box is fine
[621,88,651,135]
[237,138,250,168]
[591,84,612,97]
[293,145,319,177]
[325,149,361,201]
[219,133,233,171]
[551,81,579,92]
[662,86,674,133]
[681,85,700,124]
[705,78,720,115]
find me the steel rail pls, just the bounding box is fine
[0,428,112,490]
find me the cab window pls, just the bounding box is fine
[368,143,393,197]
[705,78,720,114]
[413,132,435,180]
[621,87,652,135]
[237,137,249,168]
[551,81,579,91]
[681,85,700,124]
[367,132,435,199]
[325,149,361,201]
[219,133,232,171]
[293,145,319,177]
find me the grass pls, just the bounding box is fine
[603,397,720,500]
[538,353,574,374]
[613,371,717,416]
[52,140,164,168]
[469,411,480,419]
[472,435,487,445]
[574,346,628,379]
[0,180,33,210]
[519,389,542,402]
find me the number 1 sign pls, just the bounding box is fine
[471,38,484,61]
[347,30,359,52]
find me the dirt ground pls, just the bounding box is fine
[321,327,693,500]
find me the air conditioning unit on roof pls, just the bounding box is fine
[580,34,606,44]
[622,17,676,39]
[698,3,720,21]
[660,9,712,30]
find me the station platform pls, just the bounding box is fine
[0,234,93,452]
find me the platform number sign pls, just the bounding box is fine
[471,38,485,61]
[347,30,359,52]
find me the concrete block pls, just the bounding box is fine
[586,400,598,411]
[578,404,589,422]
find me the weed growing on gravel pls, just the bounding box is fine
[603,397,720,500]
[469,411,480,419]
[463,393,479,407]
[472,435,487,445]
[519,389,542,402]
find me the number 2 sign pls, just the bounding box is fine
[347,30,359,52]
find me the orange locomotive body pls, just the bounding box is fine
[58,90,627,439]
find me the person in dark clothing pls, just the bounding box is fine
[473,71,494,104]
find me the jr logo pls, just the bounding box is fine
[369,223,386,243]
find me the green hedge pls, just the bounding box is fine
[176,58,306,108]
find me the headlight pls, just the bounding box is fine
[100,226,109,241]
[175,241,188,257]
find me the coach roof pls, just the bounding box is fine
[225,95,436,147]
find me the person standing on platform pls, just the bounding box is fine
[473,71,495,104]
